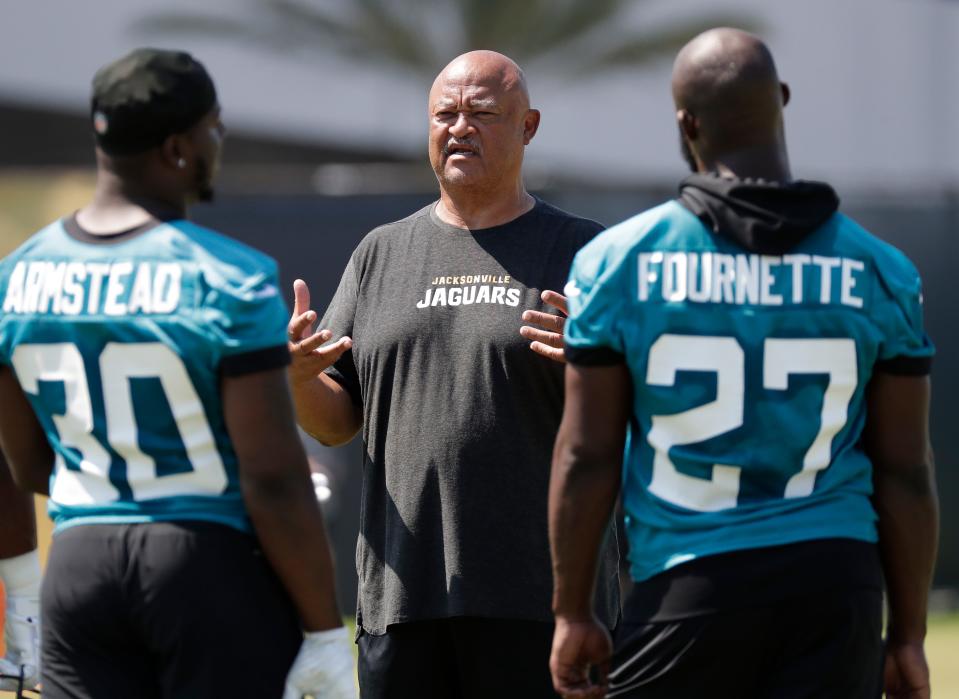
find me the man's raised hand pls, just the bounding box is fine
[521,290,569,363]
[288,279,353,383]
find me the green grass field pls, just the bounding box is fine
[927,612,959,693]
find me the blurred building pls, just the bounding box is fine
[1,0,957,188]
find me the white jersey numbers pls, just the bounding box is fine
[12,342,226,506]
[12,343,119,505]
[764,339,857,498]
[647,335,744,512]
[645,334,858,512]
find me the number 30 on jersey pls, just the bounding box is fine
[12,342,227,506]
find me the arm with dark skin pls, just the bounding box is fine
[224,367,342,632]
[549,362,631,699]
[0,370,40,558]
[0,366,54,497]
[0,455,37,559]
[864,373,938,699]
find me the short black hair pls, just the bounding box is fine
[91,48,217,156]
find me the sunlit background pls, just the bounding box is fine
[1,0,957,690]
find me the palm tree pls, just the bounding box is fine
[134,0,756,80]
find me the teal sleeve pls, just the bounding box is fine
[564,245,627,366]
[0,255,22,366]
[202,260,291,375]
[872,254,934,375]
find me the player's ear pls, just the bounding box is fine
[781,82,791,107]
[161,134,190,172]
[677,109,698,141]
[523,109,541,144]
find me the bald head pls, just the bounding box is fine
[430,50,530,110]
[427,50,540,198]
[672,28,789,169]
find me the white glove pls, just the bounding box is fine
[0,608,40,691]
[0,655,20,682]
[283,626,357,699]
[0,655,27,692]
[311,472,332,503]
[0,552,41,691]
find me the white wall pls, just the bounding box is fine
[1,0,956,189]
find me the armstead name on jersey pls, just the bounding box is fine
[2,260,182,316]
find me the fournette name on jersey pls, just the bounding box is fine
[2,260,182,316]
[637,251,865,308]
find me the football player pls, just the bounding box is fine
[549,28,937,699]
[0,49,355,699]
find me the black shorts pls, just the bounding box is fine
[608,540,884,699]
[357,617,559,699]
[41,522,303,699]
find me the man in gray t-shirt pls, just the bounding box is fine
[287,50,619,698]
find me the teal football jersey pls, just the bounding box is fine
[0,218,290,533]
[565,200,934,582]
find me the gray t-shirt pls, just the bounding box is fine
[321,199,620,634]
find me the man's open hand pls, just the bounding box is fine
[521,290,569,363]
[287,279,353,384]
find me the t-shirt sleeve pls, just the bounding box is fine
[320,255,362,406]
[872,254,934,376]
[204,259,292,377]
[575,218,606,250]
[564,245,627,366]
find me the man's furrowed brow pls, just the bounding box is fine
[432,98,457,111]
[466,97,500,110]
